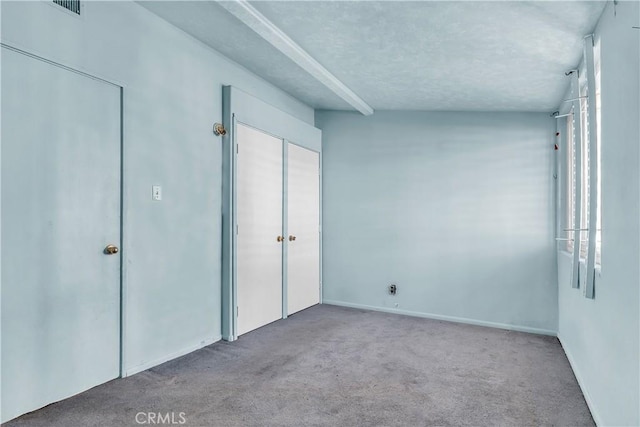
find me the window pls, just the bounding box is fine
[579,78,590,259]
[560,37,601,270]
[594,42,602,266]
[560,35,601,295]
[566,112,576,253]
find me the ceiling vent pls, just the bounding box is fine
[52,0,81,15]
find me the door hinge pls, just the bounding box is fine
[236,225,239,235]
[236,306,239,316]
[236,144,239,154]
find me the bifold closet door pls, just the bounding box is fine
[236,124,284,336]
[287,143,320,315]
[1,47,121,422]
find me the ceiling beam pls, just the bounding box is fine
[218,0,374,116]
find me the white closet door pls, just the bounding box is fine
[287,143,320,315]
[1,48,121,422]
[236,124,283,336]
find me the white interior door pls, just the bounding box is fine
[1,48,121,422]
[287,143,320,315]
[236,124,283,336]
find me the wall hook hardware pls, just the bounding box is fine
[213,123,227,136]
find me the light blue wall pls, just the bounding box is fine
[317,111,558,334]
[556,1,639,425]
[0,0,313,385]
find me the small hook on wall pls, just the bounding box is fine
[213,123,227,136]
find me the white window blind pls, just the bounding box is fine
[579,80,590,260]
[566,113,576,253]
[565,35,600,296]
[594,41,602,266]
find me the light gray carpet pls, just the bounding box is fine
[6,305,593,426]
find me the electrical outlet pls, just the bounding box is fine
[389,284,397,295]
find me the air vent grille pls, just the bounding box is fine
[53,0,81,15]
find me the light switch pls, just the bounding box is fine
[152,185,162,201]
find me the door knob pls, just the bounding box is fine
[276,236,284,242]
[288,235,296,241]
[104,244,119,255]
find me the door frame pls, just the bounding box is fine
[222,86,322,341]
[0,43,127,377]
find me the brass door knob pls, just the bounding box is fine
[104,244,119,255]
[289,235,296,241]
[276,236,284,242]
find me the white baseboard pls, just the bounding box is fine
[322,300,557,336]
[124,335,222,377]
[557,334,601,426]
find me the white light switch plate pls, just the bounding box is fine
[152,185,162,201]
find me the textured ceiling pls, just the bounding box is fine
[139,1,355,110]
[140,1,607,112]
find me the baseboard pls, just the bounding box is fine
[557,334,602,426]
[322,300,557,336]
[124,335,222,377]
